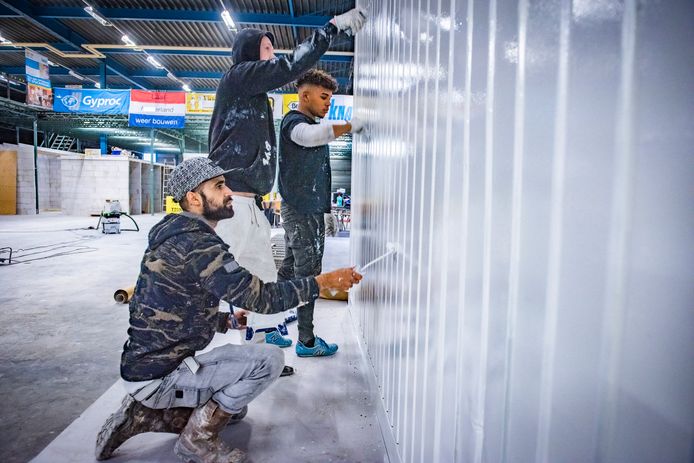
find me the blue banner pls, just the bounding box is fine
[53,88,130,114]
[128,114,186,129]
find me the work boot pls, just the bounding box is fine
[95,394,193,460]
[228,405,247,424]
[174,400,246,463]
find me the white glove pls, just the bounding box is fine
[332,7,368,35]
[349,117,365,134]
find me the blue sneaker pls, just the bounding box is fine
[295,337,338,357]
[265,330,292,348]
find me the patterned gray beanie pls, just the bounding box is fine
[168,157,231,202]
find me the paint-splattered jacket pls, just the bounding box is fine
[208,23,338,195]
[120,213,319,381]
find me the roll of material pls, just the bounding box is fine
[114,286,135,304]
[319,287,348,301]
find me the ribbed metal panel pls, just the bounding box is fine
[15,0,79,7]
[51,57,102,68]
[56,18,122,43]
[29,0,222,9]
[106,75,137,87]
[230,0,288,14]
[294,0,354,16]
[152,54,232,71]
[0,51,26,67]
[0,18,60,42]
[351,1,694,463]
[49,75,85,85]
[112,20,235,47]
[182,77,220,90]
[107,53,153,69]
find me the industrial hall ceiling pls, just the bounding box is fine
[0,0,356,155]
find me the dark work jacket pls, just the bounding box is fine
[278,110,332,214]
[120,213,319,381]
[208,23,338,195]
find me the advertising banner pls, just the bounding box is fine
[185,92,216,114]
[185,93,283,118]
[53,88,130,114]
[25,49,52,109]
[282,94,300,115]
[325,95,353,122]
[280,94,353,122]
[129,90,186,128]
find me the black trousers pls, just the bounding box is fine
[278,202,325,344]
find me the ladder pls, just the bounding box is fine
[50,134,75,151]
[161,163,175,211]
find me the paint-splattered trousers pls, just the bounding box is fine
[138,343,284,414]
[277,202,325,345]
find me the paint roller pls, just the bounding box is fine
[113,285,135,304]
[358,242,399,274]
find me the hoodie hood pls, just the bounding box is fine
[231,28,276,64]
[148,213,215,250]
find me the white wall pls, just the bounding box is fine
[350,1,693,462]
[37,150,61,210]
[0,143,63,215]
[60,156,130,215]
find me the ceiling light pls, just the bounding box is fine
[419,32,431,42]
[121,34,140,50]
[146,56,164,69]
[84,6,112,27]
[0,34,11,45]
[221,10,237,31]
[166,71,176,80]
[68,70,85,80]
[182,84,191,92]
[47,60,57,66]
[94,82,101,88]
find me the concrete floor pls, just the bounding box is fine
[0,213,387,463]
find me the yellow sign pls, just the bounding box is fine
[282,94,300,114]
[185,93,216,114]
[165,196,182,214]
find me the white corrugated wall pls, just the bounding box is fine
[349,0,694,462]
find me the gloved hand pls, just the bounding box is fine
[349,117,365,134]
[331,7,368,35]
[315,267,363,292]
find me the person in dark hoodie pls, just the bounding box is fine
[95,158,362,463]
[209,7,368,349]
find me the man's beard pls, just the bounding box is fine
[200,191,234,221]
